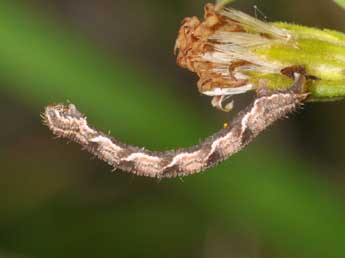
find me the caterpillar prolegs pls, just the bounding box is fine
[43,73,308,178]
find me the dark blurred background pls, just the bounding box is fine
[2,0,345,257]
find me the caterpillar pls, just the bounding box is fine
[43,73,308,178]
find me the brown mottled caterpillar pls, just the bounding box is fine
[43,73,308,178]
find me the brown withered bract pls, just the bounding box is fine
[175,3,247,93]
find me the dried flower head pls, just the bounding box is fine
[174,4,291,107]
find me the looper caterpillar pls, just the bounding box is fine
[43,73,308,178]
[43,3,318,178]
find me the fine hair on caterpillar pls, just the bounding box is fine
[43,73,308,179]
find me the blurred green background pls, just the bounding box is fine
[2,0,345,257]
